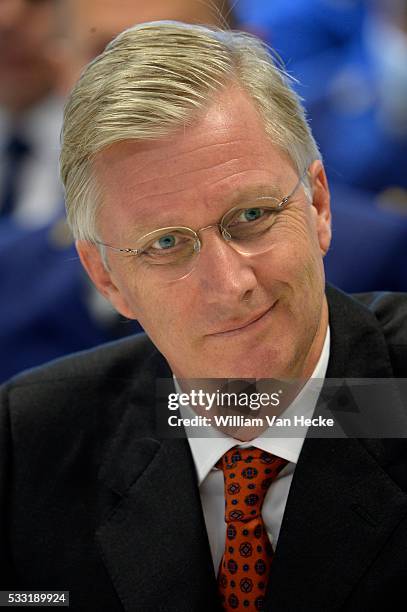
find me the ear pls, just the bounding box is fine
[308,160,332,256]
[76,240,136,320]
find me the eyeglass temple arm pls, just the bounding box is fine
[94,241,140,255]
[277,168,308,209]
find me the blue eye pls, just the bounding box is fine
[242,208,263,222]
[155,234,176,249]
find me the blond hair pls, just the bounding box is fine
[60,21,320,242]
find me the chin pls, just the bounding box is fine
[206,349,291,380]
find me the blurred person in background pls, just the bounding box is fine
[0,0,63,226]
[57,0,235,92]
[0,0,235,383]
[306,0,407,206]
[236,0,407,203]
[0,0,234,227]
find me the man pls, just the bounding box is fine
[1,21,407,612]
[0,0,63,225]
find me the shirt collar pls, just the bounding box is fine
[175,325,330,485]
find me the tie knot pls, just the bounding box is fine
[216,447,288,522]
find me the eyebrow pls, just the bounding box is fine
[224,184,285,208]
[123,183,287,243]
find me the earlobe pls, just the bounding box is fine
[308,161,332,256]
[75,240,136,319]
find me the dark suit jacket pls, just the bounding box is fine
[1,285,407,611]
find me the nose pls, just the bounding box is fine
[194,226,258,302]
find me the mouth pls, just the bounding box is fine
[211,303,276,337]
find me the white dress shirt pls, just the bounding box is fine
[175,326,330,572]
[0,96,64,227]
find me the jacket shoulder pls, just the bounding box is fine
[353,292,407,375]
[5,332,156,387]
[0,334,165,506]
[0,333,160,436]
[353,292,407,344]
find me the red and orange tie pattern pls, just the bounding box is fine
[217,447,288,611]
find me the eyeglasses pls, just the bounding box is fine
[96,170,306,282]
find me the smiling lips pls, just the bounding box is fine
[211,303,275,336]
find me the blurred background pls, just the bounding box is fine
[0,0,406,382]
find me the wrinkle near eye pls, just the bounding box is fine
[275,207,312,241]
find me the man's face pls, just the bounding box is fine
[0,0,58,112]
[79,85,331,381]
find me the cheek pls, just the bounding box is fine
[110,255,203,340]
[260,224,324,291]
[122,275,191,338]
[256,217,325,327]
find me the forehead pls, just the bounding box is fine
[93,86,296,235]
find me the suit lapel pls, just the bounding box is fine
[266,436,407,610]
[95,350,220,611]
[265,286,407,610]
[96,438,219,612]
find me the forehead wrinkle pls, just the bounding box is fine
[129,172,286,228]
[117,186,196,237]
[115,152,267,209]
[131,142,261,184]
[96,140,261,203]
[206,165,288,202]
[171,137,257,159]
[132,142,275,192]
[127,171,271,225]
[159,136,251,160]
[102,134,252,171]
[101,157,289,229]
[132,158,244,192]
[210,177,285,203]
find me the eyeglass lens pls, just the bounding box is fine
[131,203,283,281]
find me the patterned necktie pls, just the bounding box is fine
[217,447,288,611]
